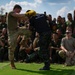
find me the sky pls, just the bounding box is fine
[0,0,75,19]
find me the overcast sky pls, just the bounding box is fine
[0,0,75,19]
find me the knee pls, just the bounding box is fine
[59,50,66,59]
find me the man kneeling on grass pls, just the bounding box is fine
[59,30,75,66]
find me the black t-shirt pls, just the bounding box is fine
[29,14,51,33]
[50,39,61,54]
[0,23,7,29]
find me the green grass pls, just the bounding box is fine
[0,62,75,75]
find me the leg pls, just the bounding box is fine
[39,32,51,70]
[8,31,18,69]
[8,47,16,69]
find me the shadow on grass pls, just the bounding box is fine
[16,67,75,75]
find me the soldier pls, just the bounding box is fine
[59,30,75,66]
[25,10,51,70]
[6,4,29,69]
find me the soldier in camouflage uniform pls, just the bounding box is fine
[6,4,29,69]
[25,10,51,70]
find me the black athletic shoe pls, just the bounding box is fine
[39,67,50,70]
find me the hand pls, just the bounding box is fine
[66,51,70,57]
[70,53,74,58]
[22,35,25,40]
[34,47,40,51]
[50,57,52,60]
[34,48,38,51]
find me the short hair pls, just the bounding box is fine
[13,4,22,10]
[67,13,72,17]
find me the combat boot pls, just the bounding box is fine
[39,61,50,70]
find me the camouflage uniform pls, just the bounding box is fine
[7,11,31,61]
[8,29,31,61]
[59,50,75,66]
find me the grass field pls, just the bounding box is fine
[0,62,75,75]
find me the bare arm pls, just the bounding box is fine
[61,45,68,53]
[11,12,28,20]
[33,38,39,49]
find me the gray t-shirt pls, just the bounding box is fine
[61,37,75,52]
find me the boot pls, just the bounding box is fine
[39,61,50,70]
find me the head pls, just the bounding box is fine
[61,17,66,23]
[67,13,72,21]
[13,4,22,13]
[57,16,62,23]
[56,29,62,35]
[53,18,56,23]
[65,30,72,37]
[44,11,46,16]
[2,28,7,34]
[47,14,52,21]
[66,26,72,31]
[25,10,36,18]
[52,33,58,40]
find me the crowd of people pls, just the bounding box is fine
[0,16,8,62]
[0,4,75,70]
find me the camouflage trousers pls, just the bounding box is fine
[59,50,75,66]
[38,31,51,63]
[8,28,31,61]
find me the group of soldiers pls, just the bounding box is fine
[0,4,75,71]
